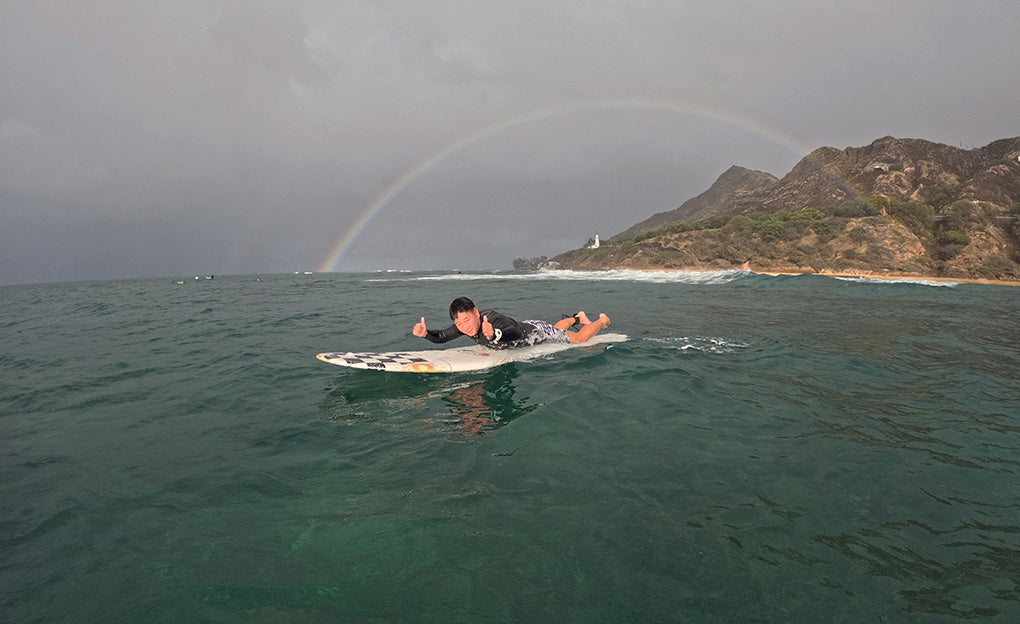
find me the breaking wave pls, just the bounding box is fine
[370,269,749,285]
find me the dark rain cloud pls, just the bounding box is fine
[2,1,1019,284]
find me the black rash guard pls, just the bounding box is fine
[423,310,536,350]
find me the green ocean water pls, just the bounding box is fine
[2,270,1019,623]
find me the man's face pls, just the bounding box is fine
[453,308,481,336]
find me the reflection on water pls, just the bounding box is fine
[444,380,497,436]
[434,365,539,439]
[318,365,538,439]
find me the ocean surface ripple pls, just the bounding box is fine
[2,270,1018,622]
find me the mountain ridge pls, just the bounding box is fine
[543,135,1020,281]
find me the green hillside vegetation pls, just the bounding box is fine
[542,136,1020,280]
[551,197,1020,279]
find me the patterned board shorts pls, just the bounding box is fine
[523,320,571,345]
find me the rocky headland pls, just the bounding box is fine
[532,136,1020,284]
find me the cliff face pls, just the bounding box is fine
[609,165,777,242]
[551,136,1020,280]
[626,136,1020,224]
[772,136,1020,212]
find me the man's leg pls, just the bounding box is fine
[554,317,574,330]
[567,314,610,343]
[555,311,592,330]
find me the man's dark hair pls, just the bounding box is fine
[449,296,475,320]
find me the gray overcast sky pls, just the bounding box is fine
[2,1,1018,284]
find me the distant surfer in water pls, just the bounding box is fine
[413,296,611,350]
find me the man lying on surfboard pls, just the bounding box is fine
[412,296,611,350]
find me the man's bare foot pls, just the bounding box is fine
[576,311,592,325]
[598,313,610,328]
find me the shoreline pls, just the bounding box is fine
[752,268,1020,287]
[548,265,1020,287]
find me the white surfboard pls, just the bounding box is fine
[316,333,627,373]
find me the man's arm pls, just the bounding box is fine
[413,317,464,344]
[480,311,528,346]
